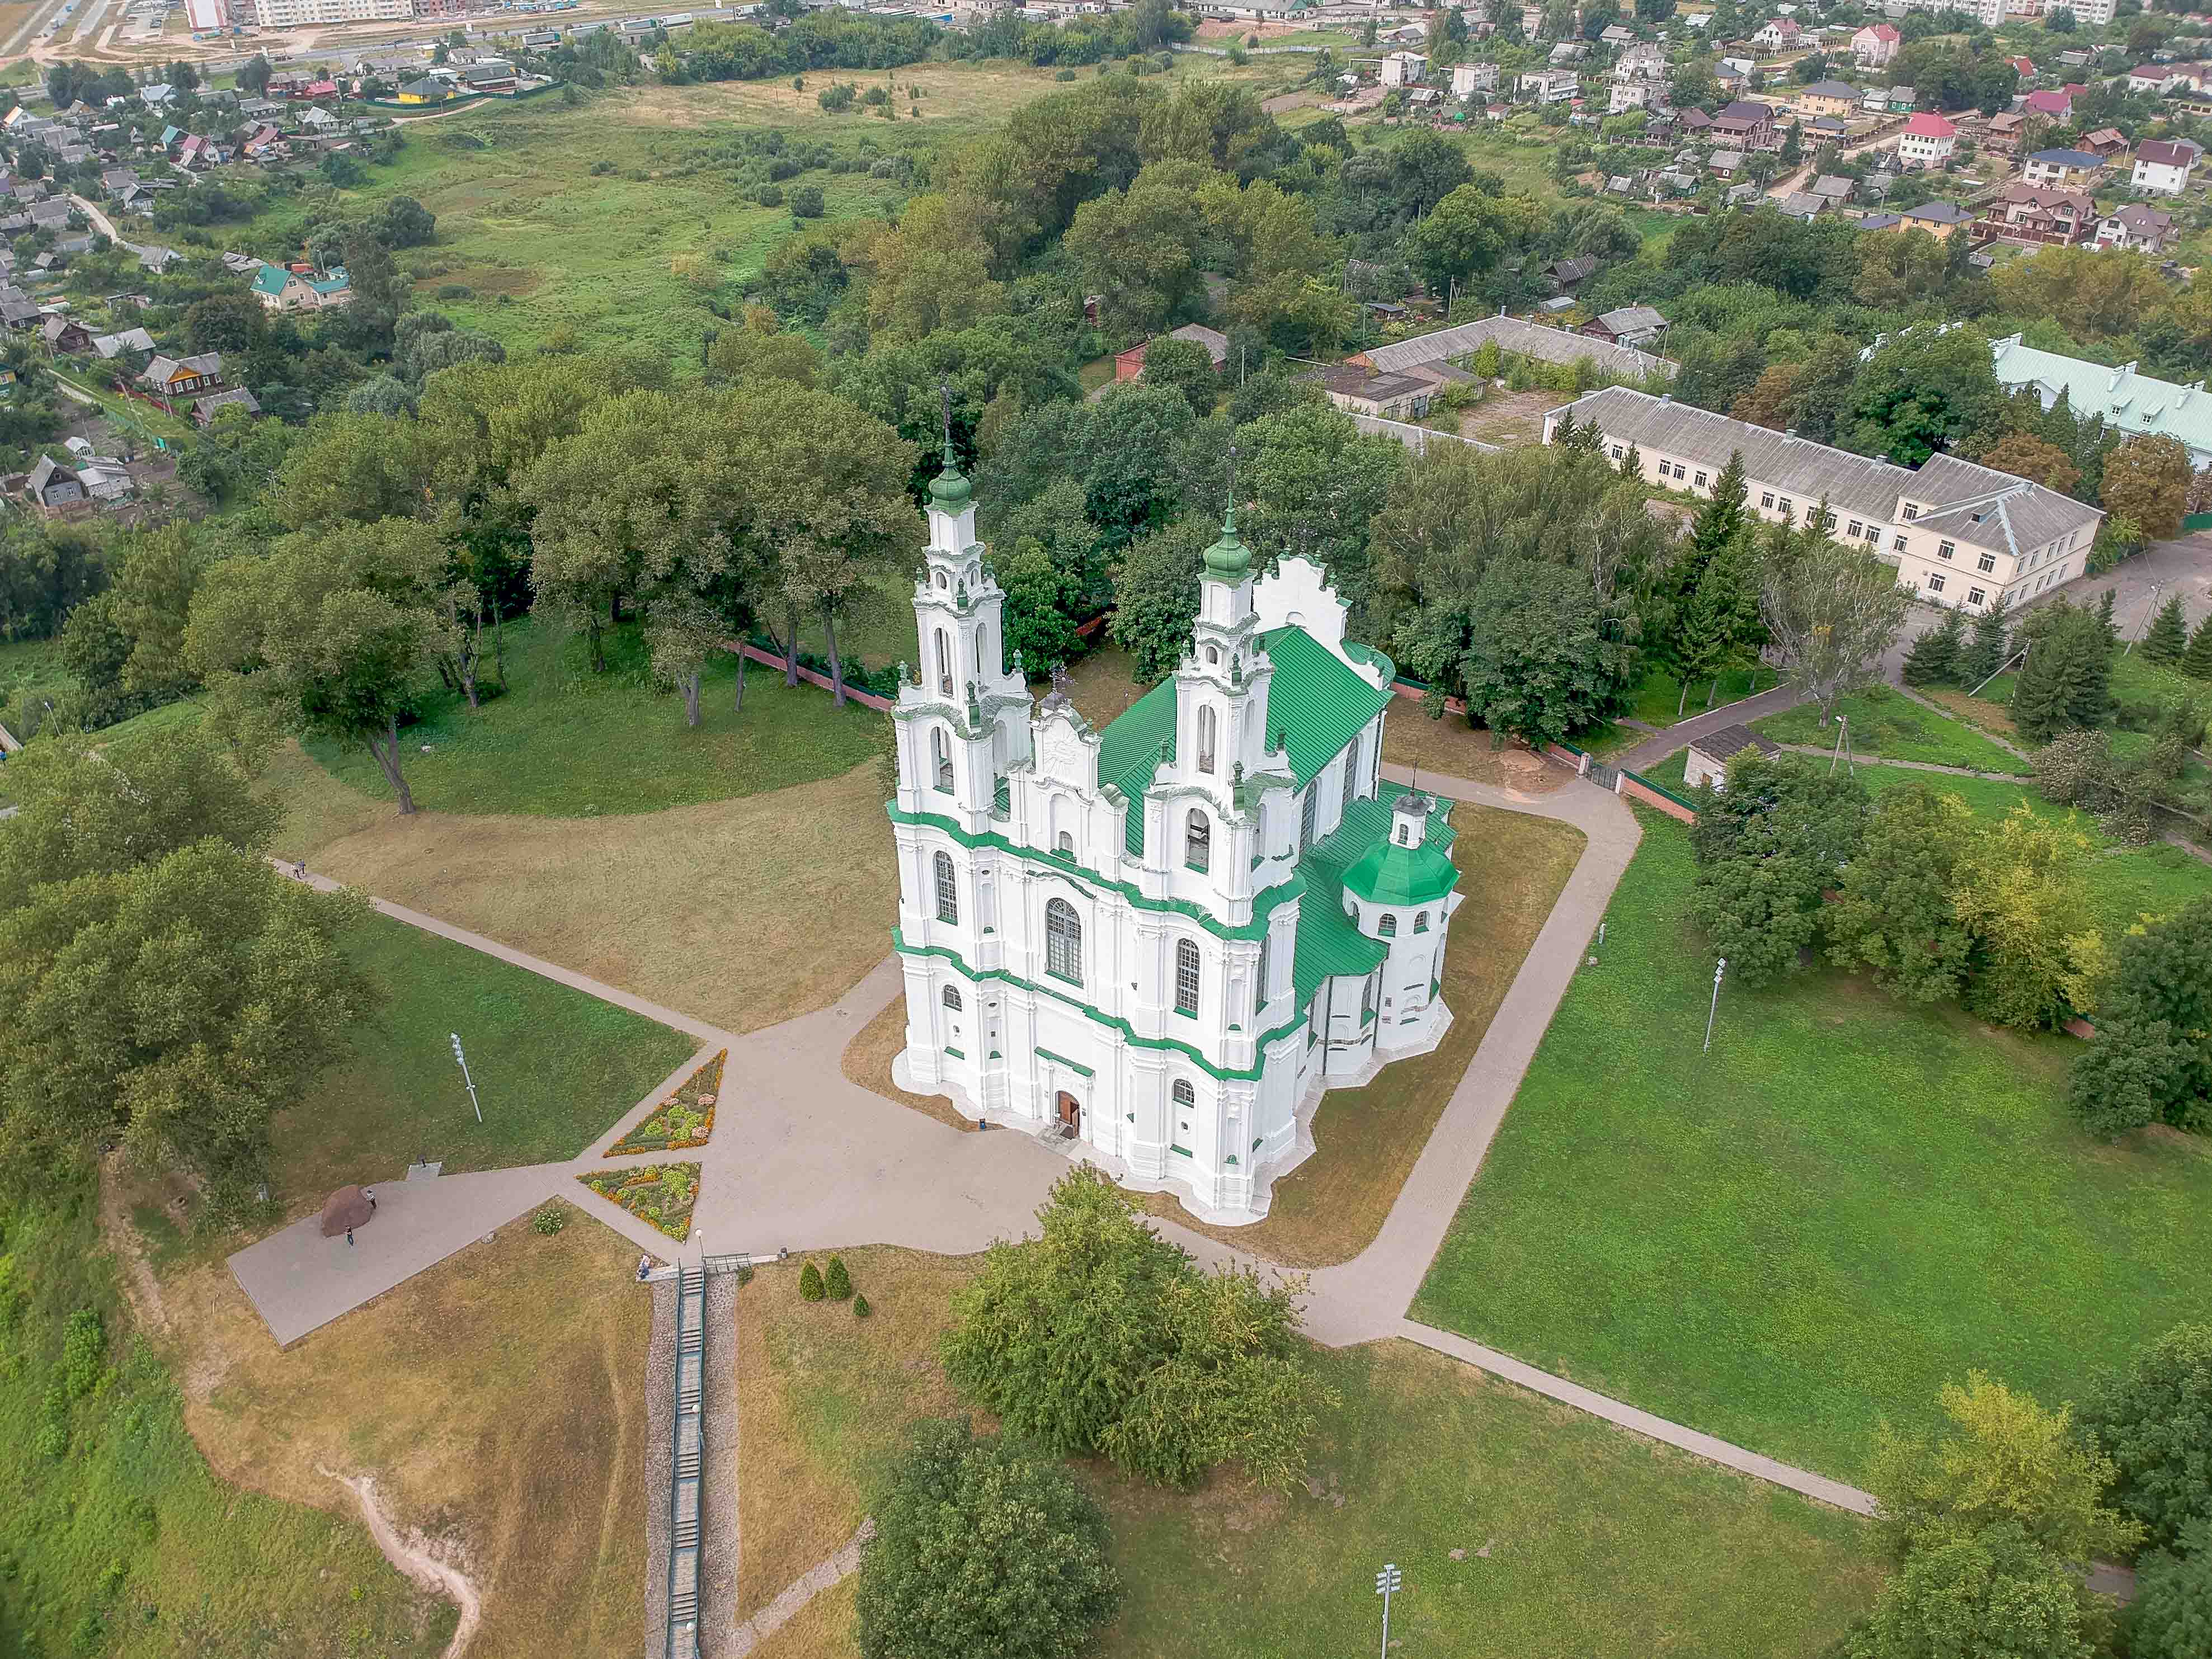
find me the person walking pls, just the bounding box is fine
[364,1186,376,1213]
[345,1227,355,1248]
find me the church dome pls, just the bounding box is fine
[929,456,972,508]
[1343,795,1458,907]
[1202,510,1251,578]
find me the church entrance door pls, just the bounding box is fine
[1056,1092,1081,1134]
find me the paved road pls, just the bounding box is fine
[1614,678,1810,773]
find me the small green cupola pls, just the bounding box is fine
[1202,505,1251,579]
[1344,791,1458,908]
[929,432,972,508]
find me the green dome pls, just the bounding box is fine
[1202,509,1251,578]
[929,460,972,508]
[1343,806,1458,908]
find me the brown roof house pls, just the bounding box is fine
[1315,364,1434,421]
[139,351,222,399]
[1114,323,1230,384]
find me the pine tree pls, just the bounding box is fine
[2012,605,2113,742]
[1619,440,1643,480]
[853,1293,872,1318]
[1552,410,1578,449]
[1692,450,1749,557]
[824,1255,853,1300]
[1902,609,1966,686]
[2183,618,2212,682]
[799,1261,825,1300]
[2142,595,2190,666]
[1960,598,2013,688]
[2096,587,2119,646]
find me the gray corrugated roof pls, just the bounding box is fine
[1362,314,1674,381]
[1549,386,2102,552]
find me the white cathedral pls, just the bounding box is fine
[887,441,1466,1226]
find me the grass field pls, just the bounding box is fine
[733,1250,1879,1659]
[1414,809,2212,1482]
[0,1167,450,1659]
[269,909,696,1206]
[164,1199,652,1659]
[300,615,889,818]
[247,60,1285,357]
[1754,685,2034,776]
[1143,802,1588,1267]
[268,744,900,1037]
[1625,666,1784,730]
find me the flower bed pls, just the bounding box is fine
[608,1049,724,1155]
[578,1162,700,1241]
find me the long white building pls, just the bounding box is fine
[250,0,410,28]
[887,447,1465,1225]
[1544,387,2103,614]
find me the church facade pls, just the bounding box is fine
[886,446,1465,1226]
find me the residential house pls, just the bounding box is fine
[1898,110,1957,166]
[1316,365,1433,421]
[1810,114,1850,142]
[1381,50,1428,85]
[138,83,176,108]
[1519,69,1580,103]
[1811,173,1857,204]
[242,123,285,157]
[192,387,261,427]
[2005,54,2036,84]
[26,200,71,231]
[2081,127,2131,161]
[1983,111,2029,155]
[1450,62,1499,99]
[1852,21,1901,67]
[2094,202,2177,254]
[138,352,223,398]
[1896,200,1975,239]
[462,59,518,93]
[1549,40,1589,63]
[1751,16,1800,49]
[1581,304,1667,347]
[1684,725,1781,790]
[1678,107,1715,134]
[2124,63,2183,96]
[99,167,137,195]
[1990,334,2212,466]
[1862,84,1893,113]
[2020,86,2078,120]
[1777,189,1829,220]
[1542,255,1600,291]
[1858,210,1903,230]
[2131,138,2201,196]
[1543,384,2103,614]
[1712,99,1783,150]
[1613,41,1666,81]
[249,264,354,313]
[1708,147,1749,179]
[1885,86,1917,112]
[2021,147,2103,188]
[1798,79,1860,117]
[1114,323,1229,382]
[1978,182,2096,248]
[23,456,87,514]
[1608,79,1659,114]
[0,300,41,331]
[137,247,182,274]
[300,107,340,132]
[1599,22,1635,43]
[38,315,92,355]
[1726,180,1765,207]
[91,326,156,359]
[1354,312,1675,385]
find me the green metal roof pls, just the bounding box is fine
[1288,785,1456,1006]
[1343,794,1460,906]
[1258,626,1394,789]
[1095,678,1175,857]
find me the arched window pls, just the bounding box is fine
[1256,932,1271,1007]
[975,627,986,678]
[934,626,953,696]
[934,850,958,923]
[1414,910,1429,934]
[1046,898,1083,983]
[1056,830,1075,858]
[1172,1078,1195,1107]
[1174,939,1201,1017]
[1197,705,1217,774]
[934,570,947,590]
[931,727,953,791]
[1380,912,1397,937]
[942,984,962,1010]
[1184,809,1211,873]
[1205,645,1220,665]
[1396,822,1410,846]
[1341,748,1357,812]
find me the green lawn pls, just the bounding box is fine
[0,1168,451,1659]
[270,909,697,1203]
[1625,666,1783,729]
[1414,810,2212,1482]
[1754,686,2033,776]
[298,614,889,817]
[1107,1339,1879,1658]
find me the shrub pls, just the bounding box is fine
[435,283,473,300]
[854,1293,872,1318]
[856,1418,1118,1659]
[1055,68,1076,80]
[789,185,825,220]
[799,1261,825,1300]
[532,1205,567,1236]
[824,1256,852,1300]
[2078,1324,2212,1552]
[60,1309,105,1402]
[752,184,784,208]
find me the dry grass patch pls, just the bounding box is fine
[165,1202,650,1659]
[1062,642,1151,729]
[841,995,977,1133]
[753,1575,860,1659]
[1459,388,1563,446]
[1922,683,2022,739]
[1383,711,1572,794]
[1142,803,1588,1266]
[734,1250,971,1624]
[277,760,898,1035]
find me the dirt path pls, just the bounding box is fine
[326,1471,484,1659]
[730,1519,874,1658]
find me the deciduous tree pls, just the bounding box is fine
[1827,781,1973,1002]
[1950,808,2107,1030]
[1758,526,1909,724]
[2103,436,2193,544]
[2079,1324,2212,1553]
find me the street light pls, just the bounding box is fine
[1375,1563,1402,1658]
[450,1033,482,1124]
[1704,958,1727,1054]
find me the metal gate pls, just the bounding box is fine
[1586,761,1620,791]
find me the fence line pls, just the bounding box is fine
[1349,412,1501,455]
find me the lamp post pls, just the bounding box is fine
[1375,1563,1402,1658]
[1704,958,1727,1054]
[450,1033,482,1124]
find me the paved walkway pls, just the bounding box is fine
[1772,743,2028,783]
[230,765,1885,1521]
[1614,678,1809,773]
